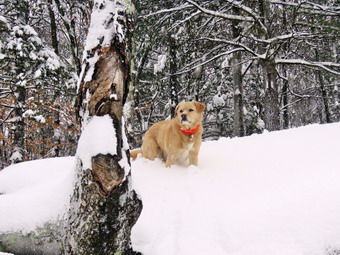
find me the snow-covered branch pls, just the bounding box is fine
[169,10,201,31]
[184,0,254,23]
[249,32,314,45]
[201,37,259,57]
[221,0,268,34]
[269,0,340,16]
[141,4,191,18]
[276,59,340,76]
[175,48,244,75]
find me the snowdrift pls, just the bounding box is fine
[1,123,340,255]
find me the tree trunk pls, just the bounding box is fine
[281,6,289,129]
[169,36,179,118]
[11,85,26,164]
[47,0,59,55]
[315,49,331,123]
[64,0,142,254]
[282,75,289,129]
[231,51,245,137]
[261,60,281,131]
[231,8,245,137]
[0,223,61,255]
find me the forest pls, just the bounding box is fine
[0,0,339,167]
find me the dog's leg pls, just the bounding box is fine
[189,142,201,166]
[165,153,180,168]
[189,151,198,166]
[142,138,160,161]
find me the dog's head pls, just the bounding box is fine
[175,101,205,129]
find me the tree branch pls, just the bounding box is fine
[275,59,340,76]
[184,0,254,23]
[174,48,244,75]
[201,37,259,57]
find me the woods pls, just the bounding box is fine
[130,0,339,143]
[0,0,339,254]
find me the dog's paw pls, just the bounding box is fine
[187,165,201,174]
[165,162,172,168]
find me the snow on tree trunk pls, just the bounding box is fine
[63,0,142,254]
[10,81,26,164]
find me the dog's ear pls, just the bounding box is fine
[174,104,180,117]
[194,101,206,113]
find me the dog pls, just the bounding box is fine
[130,101,205,167]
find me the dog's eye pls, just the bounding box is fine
[179,110,183,113]
[189,109,194,112]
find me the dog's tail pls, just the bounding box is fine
[130,148,142,160]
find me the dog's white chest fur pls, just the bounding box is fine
[179,142,194,162]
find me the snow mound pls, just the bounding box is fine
[0,157,76,233]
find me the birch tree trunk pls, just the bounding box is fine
[63,0,142,254]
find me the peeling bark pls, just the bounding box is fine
[92,154,125,195]
[63,1,142,254]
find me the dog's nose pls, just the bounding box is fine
[181,114,187,119]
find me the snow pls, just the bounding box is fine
[9,151,22,163]
[39,49,61,70]
[132,122,340,255]
[213,93,225,107]
[76,115,117,170]
[0,157,75,233]
[84,0,129,53]
[0,15,8,24]
[1,123,340,255]
[154,54,167,74]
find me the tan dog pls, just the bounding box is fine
[130,101,205,167]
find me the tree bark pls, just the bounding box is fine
[11,85,26,164]
[64,0,142,254]
[315,49,331,124]
[0,223,62,255]
[169,36,179,118]
[231,7,245,137]
[261,59,281,131]
[47,0,59,55]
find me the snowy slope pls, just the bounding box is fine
[131,123,340,255]
[1,123,340,255]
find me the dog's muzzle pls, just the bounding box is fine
[181,114,188,123]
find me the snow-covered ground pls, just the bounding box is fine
[0,157,75,233]
[1,123,340,255]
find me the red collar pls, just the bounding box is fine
[180,124,201,136]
